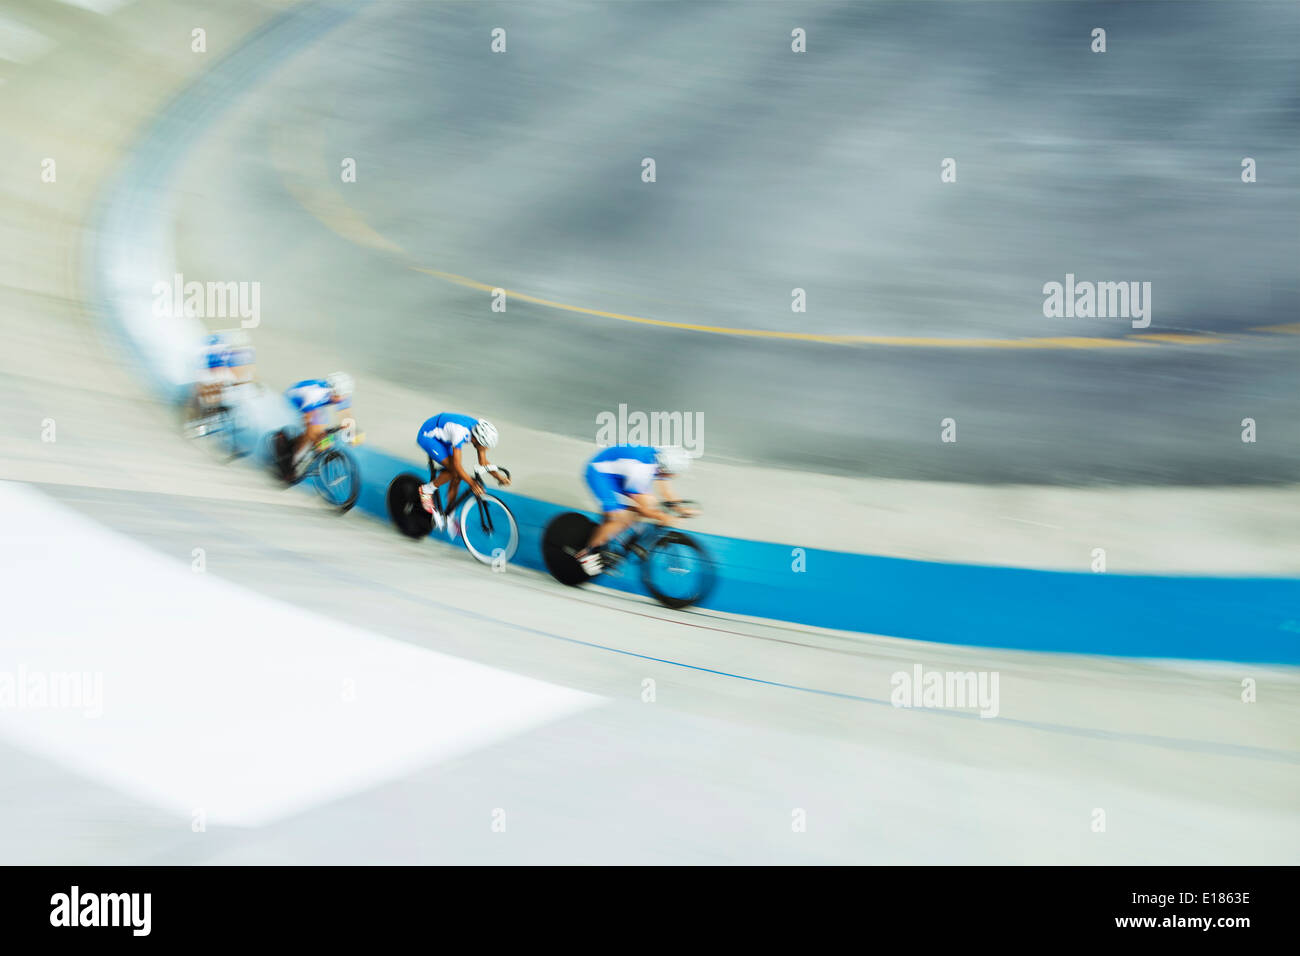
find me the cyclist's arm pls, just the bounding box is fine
[449,445,483,495]
[474,446,511,486]
[627,492,675,525]
[655,479,698,516]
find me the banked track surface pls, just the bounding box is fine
[0,0,1292,863]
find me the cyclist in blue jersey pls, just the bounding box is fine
[575,444,696,576]
[415,413,511,532]
[196,330,255,409]
[284,372,355,478]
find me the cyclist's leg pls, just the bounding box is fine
[589,509,636,548]
[292,410,327,467]
[577,509,633,575]
[197,365,225,411]
[285,411,327,481]
[414,438,451,528]
[425,454,456,499]
[577,466,635,572]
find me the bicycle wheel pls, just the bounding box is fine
[541,512,597,586]
[186,405,237,462]
[313,448,360,512]
[459,494,519,566]
[267,428,296,482]
[641,531,716,609]
[386,473,433,538]
[217,405,245,459]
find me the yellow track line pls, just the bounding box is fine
[412,266,1160,347]
[273,130,1291,351]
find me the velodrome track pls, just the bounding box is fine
[0,0,1297,863]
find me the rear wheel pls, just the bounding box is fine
[268,428,296,483]
[542,512,597,586]
[641,531,715,609]
[313,448,360,512]
[387,473,432,538]
[459,495,519,566]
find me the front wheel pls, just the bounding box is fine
[641,530,715,609]
[313,447,360,512]
[458,494,519,566]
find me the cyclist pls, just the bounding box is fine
[196,330,255,410]
[415,413,511,532]
[284,372,355,479]
[574,444,696,576]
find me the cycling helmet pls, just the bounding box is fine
[655,446,691,476]
[325,371,354,400]
[471,419,499,448]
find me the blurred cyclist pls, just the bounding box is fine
[284,372,355,479]
[574,444,696,576]
[415,413,511,532]
[196,330,255,410]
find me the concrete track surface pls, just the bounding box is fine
[0,0,1296,863]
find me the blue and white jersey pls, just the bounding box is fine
[286,379,335,413]
[418,413,479,453]
[203,334,231,370]
[588,444,659,496]
[226,345,254,368]
[202,334,253,371]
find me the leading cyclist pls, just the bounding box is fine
[574,444,696,576]
[415,413,511,532]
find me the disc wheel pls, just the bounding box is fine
[387,473,432,538]
[542,512,597,586]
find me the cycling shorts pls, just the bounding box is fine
[585,463,632,513]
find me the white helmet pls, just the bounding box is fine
[471,419,499,448]
[655,446,691,476]
[325,371,354,400]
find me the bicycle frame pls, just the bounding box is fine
[609,497,696,557]
[602,521,661,568]
[304,425,353,472]
[426,458,497,536]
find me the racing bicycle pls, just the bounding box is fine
[180,382,270,461]
[268,424,361,513]
[541,502,716,609]
[181,394,244,461]
[386,461,518,566]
